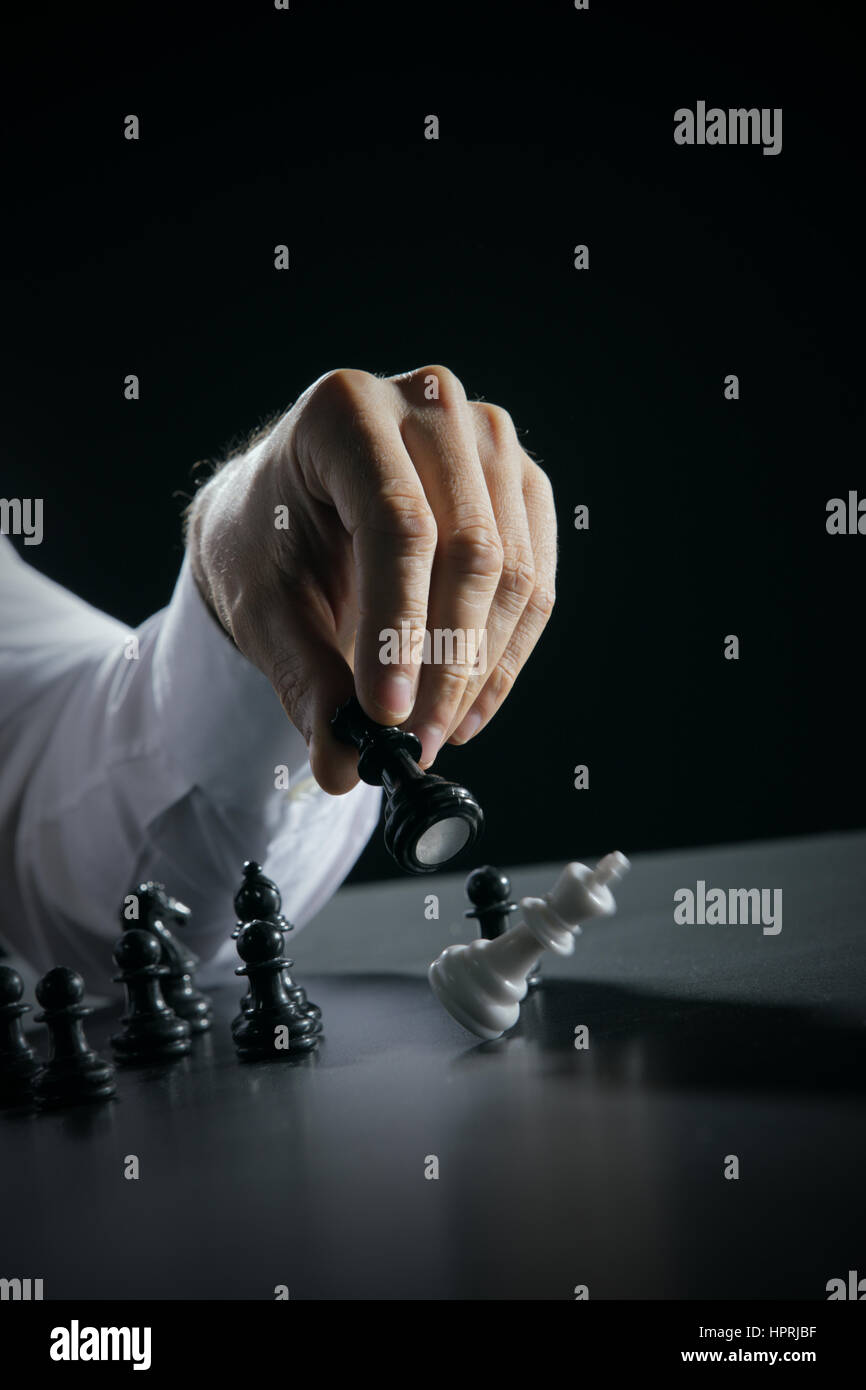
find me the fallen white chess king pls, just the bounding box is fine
[428,852,631,1040]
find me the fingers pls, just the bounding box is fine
[447,444,557,747]
[390,369,504,766]
[287,366,557,781]
[435,401,539,747]
[389,379,557,763]
[294,369,438,728]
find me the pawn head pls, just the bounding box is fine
[114,929,163,972]
[465,865,511,907]
[36,966,85,1010]
[0,965,25,1007]
[234,861,282,922]
[236,920,286,965]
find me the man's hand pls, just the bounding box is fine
[186,366,557,794]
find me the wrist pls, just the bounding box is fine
[185,482,225,632]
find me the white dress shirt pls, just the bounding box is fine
[0,537,381,996]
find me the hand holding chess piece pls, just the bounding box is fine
[186,367,557,797]
[429,853,630,1040]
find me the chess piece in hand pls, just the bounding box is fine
[331,694,483,873]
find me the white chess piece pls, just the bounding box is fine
[428,853,630,1040]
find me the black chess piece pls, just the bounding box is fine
[233,860,288,926]
[137,880,192,931]
[0,966,42,1106]
[123,882,213,1032]
[465,864,541,989]
[111,930,193,1064]
[331,694,484,873]
[232,921,320,1060]
[232,862,321,1027]
[33,968,116,1107]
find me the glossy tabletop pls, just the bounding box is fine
[2,831,864,1299]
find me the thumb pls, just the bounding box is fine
[236,599,360,795]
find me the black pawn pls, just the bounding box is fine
[232,921,320,1060]
[111,930,192,1064]
[232,862,321,1025]
[465,864,541,989]
[125,882,212,1033]
[33,968,116,1107]
[331,695,484,873]
[234,860,286,925]
[0,966,42,1106]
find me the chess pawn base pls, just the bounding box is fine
[112,1015,192,1064]
[284,973,322,1028]
[34,1049,117,1107]
[239,974,322,1029]
[293,995,322,1022]
[231,1005,320,1061]
[429,855,629,1040]
[161,975,213,1033]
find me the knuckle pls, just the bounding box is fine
[444,522,504,581]
[524,459,556,511]
[527,584,556,622]
[499,547,537,604]
[398,363,466,411]
[364,491,438,548]
[486,655,520,706]
[430,668,472,706]
[310,367,377,413]
[472,400,517,449]
[390,608,430,633]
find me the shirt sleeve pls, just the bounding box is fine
[0,538,381,996]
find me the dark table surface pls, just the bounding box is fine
[2,831,865,1300]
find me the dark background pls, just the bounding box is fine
[1,1,861,883]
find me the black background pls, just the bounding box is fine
[1,0,861,883]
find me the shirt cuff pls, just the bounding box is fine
[149,554,311,807]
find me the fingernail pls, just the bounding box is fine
[413,723,445,767]
[373,673,415,720]
[452,709,483,744]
